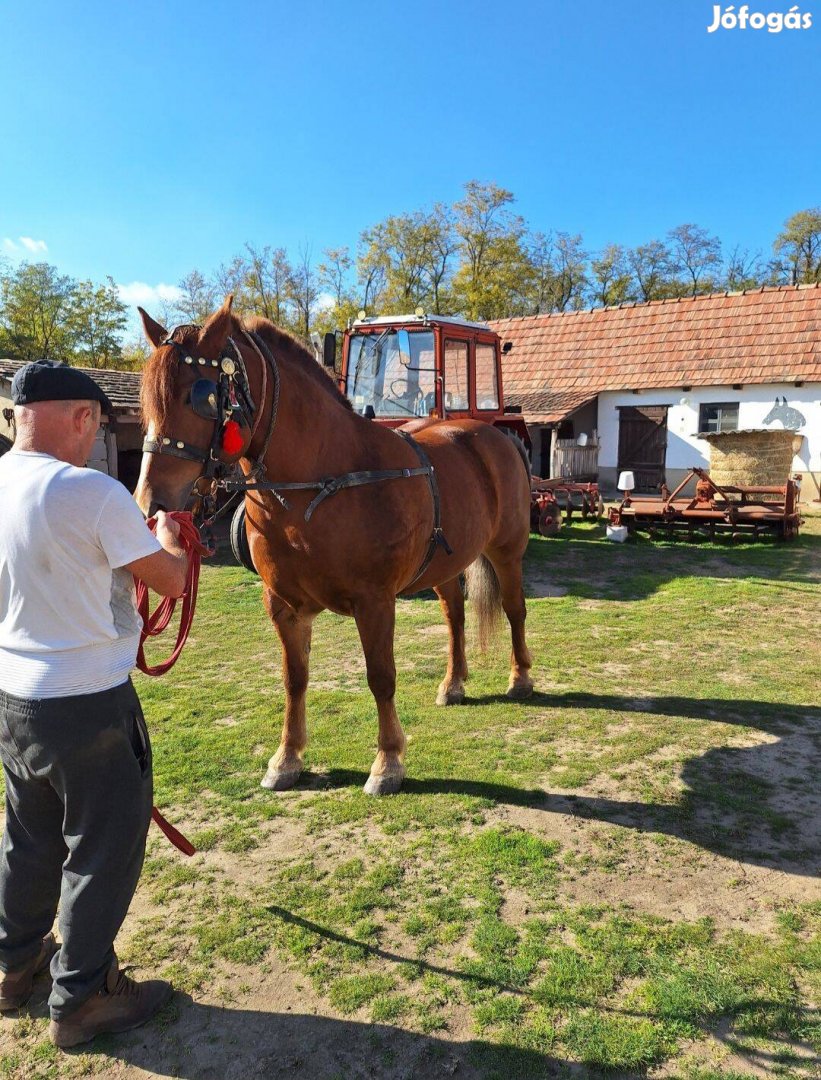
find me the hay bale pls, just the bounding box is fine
[701,429,802,486]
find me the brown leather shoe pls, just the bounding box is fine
[48,960,172,1048]
[0,933,58,1011]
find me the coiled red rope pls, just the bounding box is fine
[133,511,213,856]
[135,512,212,676]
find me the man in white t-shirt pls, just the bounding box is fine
[0,361,188,1048]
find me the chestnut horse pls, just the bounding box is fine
[135,298,533,795]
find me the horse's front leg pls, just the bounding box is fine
[355,599,406,796]
[261,599,314,791]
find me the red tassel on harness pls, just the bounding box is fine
[221,419,244,456]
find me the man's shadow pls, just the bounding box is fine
[36,982,818,1079]
[44,997,561,1079]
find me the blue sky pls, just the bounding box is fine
[1,0,818,316]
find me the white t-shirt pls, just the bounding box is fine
[0,449,162,698]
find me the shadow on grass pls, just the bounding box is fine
[48,977,819,1080]
[308,690,820,877]
[47,962,815,1080]
[61,999,560,1080]
[525,521,820,600]
[464,690,819,727]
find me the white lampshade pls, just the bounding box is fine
[618,471,635,491]
[576,432,588,447]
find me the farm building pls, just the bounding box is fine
[0,361,145,491]
[491,283,821,500]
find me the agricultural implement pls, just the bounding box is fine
[609,467,802,541]
[531,477,604,536]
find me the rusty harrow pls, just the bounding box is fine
[609,468,802,541]
[531,478,604,536]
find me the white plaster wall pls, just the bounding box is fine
[598,384,821,478]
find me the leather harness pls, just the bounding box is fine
[142,327,453,591]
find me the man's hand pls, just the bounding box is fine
[125,512,189,598]
[154,509,181,543]
[154,510,185,558]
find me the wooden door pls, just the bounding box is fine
[617,406,668,492]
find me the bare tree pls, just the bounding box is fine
[627,241,675,301]
[176,269,217,323]
[318,247,354,309]
[668,223,723,296]
[245,243,292,323]
[589,243,634,307]
[288,244,320,338]
[773,207,821,284]
[724,245,763,291]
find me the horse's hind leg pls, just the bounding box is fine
[434,577,468,705]
[489,555,534,699]
[261,599,314,791]
[354,599,406,796]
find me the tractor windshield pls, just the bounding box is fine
[347,330,436,417]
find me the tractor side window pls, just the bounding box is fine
[475,343,499,410]
[444,340,469,411]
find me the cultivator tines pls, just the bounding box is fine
[609,467,803,541]
[530,477,604,536]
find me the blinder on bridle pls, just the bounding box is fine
[142,332,258,522]
[189,374,233,423]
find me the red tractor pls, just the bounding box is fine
[334,313,530,449]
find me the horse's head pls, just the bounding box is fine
[762,396,785,426]
[135,296,251,516]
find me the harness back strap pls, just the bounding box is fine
[396,431,454,591]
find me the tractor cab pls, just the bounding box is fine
[337,313,530,450]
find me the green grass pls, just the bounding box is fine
[2,516,819,1078]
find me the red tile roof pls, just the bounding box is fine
[507,389,597,424]
[491,284,821,414]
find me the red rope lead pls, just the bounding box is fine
[151,807,197,856]
[133,510,212,856]
[134,512,212,677]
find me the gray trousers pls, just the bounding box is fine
[0,678,153,1019]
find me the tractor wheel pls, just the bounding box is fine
[230,502,258,575]
[538,504,562,537]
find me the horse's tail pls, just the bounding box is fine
[464,555,503,652]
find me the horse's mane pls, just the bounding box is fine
[141,315,350,433]
[244,316,352,412]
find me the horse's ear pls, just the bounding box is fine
[198,295,234,357]
[138,307,169,348]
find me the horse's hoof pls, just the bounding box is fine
[506,682,534,700]
[261,768,301,791]
[436,687,465,706]
[364,771,404,796]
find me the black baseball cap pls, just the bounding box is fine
[10,361,113,412]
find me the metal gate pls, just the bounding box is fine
[617,406,668,492]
